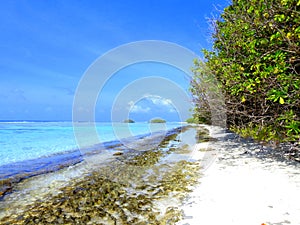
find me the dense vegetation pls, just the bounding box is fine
[149,118,166,123]
[123,119,135,123]
[191,0,300,142]
[186,117,198,124]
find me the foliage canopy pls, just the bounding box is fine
[191,0,300,142]
[149,118,166,123]
[123,119,135,123]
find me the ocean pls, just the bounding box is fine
[0,121,184,167]
[0,122,201,223]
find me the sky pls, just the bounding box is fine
[0,0,229,122]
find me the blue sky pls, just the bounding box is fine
[0,0,229,122]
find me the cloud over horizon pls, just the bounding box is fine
[128,100,151,113]
[128,94,177,116]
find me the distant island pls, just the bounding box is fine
[149,118,166,123]
[123,119,135,123]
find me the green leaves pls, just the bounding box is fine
[279,97,285,104]
[267,89,287,104]
[277,110,300,140]
[270,32,282,41]
[190,0,300,142]
[285,120,300,135]
[274,14,285,22]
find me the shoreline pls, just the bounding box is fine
[0,125,201,223]
[0,126,185,198]
[2,124,298,224]
[178,125,300,225]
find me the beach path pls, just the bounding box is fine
[178,125,300,225]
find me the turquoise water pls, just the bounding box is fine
[0,121,183,166]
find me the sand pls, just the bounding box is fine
[1,125,299,224]
[178,125,300,225]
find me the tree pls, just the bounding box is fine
[190,59,226,126]
[191,0,300,142]
[123,119,135,123]
[149,118,166,123]
[190,60,214,125]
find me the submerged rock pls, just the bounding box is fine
[113,152,123,156]
[0,126,201,225]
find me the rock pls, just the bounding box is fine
[113,152,123,156]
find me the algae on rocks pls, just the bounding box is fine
[0,127,204,225]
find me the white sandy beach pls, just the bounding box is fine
[178,125,300,225]
[1,125,299,224]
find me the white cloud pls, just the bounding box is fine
[128,101,150,113]
[168,107,176,113]
[127,95,177,114]
[132,105,151,113]
[143,94,173,106]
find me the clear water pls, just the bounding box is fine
[0,121,183,166]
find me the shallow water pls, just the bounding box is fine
[0,122,184,166]
[0,122,185,203]
[0,126,204,224]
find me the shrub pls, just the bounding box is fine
[191,0,300,142]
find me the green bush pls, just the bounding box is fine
[123,119,135,123]
[149,118,166,123]
[186,117,198,124]
[191,0,300,142]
